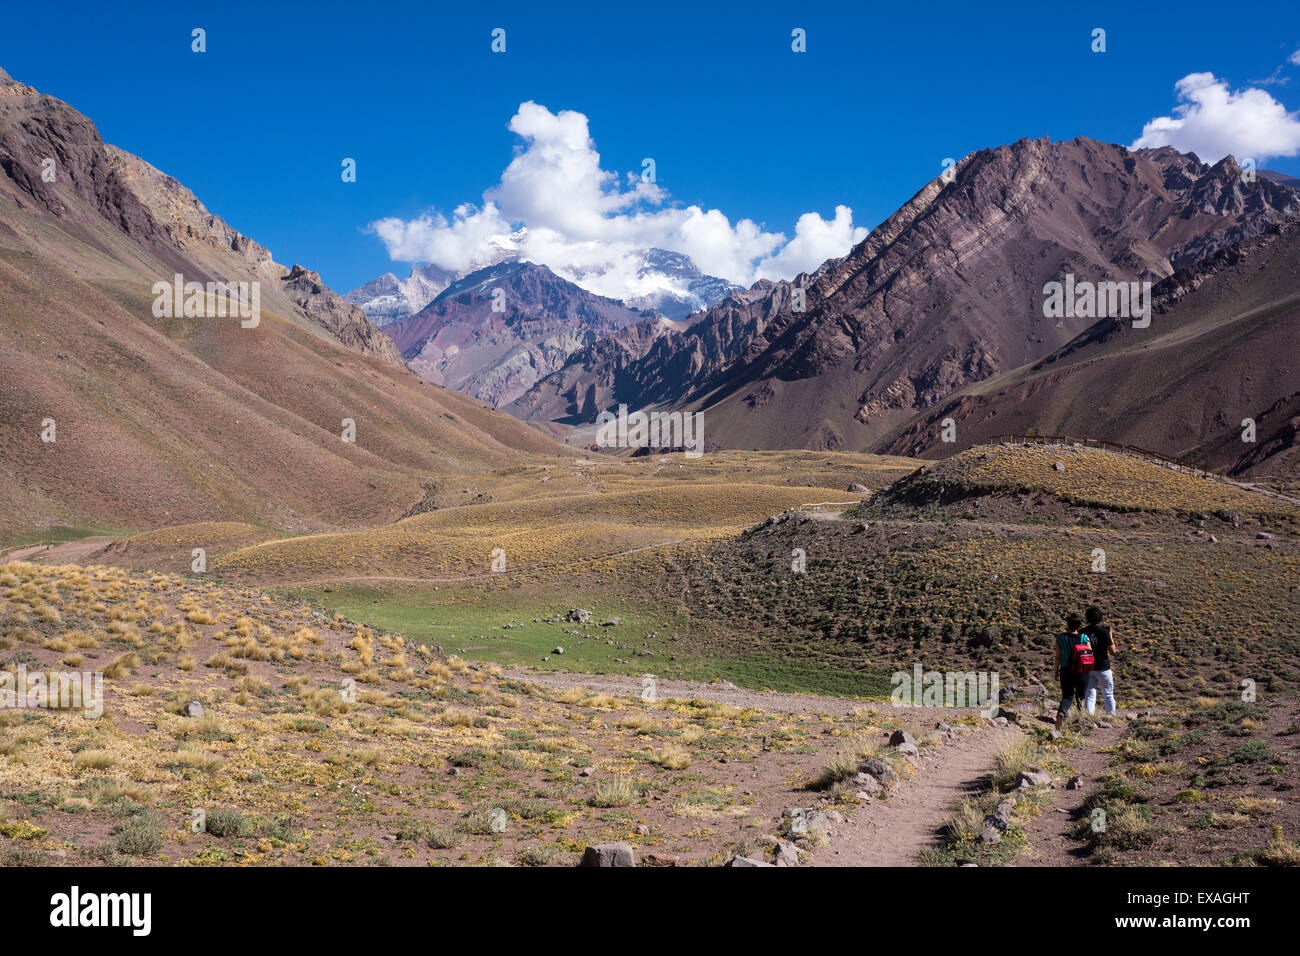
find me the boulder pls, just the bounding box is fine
[889,729,917,748]
[183,700,205,718]
[567,608,592,623]
[852,773,882,795]
[580,844,636,867]
[858,758,899,785]
[1016,770,1053,789]
[804,810,836,836]
[761,835,805,867]
[982,813,1010,832]
[728,855,774,867]
[773,843,802,866]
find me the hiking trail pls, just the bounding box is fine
[809,723,1022,866]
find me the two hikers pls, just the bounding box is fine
[1053,606,1120,730]
[1081,606,1118,718]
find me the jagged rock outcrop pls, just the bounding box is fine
[0,68,178,260]
[103,145,402,364]
[280,264,404,364]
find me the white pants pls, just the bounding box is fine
[1084,669,1116,716]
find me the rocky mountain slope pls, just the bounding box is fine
[511,138,1299,452]
[0,65,566,537]
[101,144,402,365]
[874,219,1300,476]
[504,312,691,425]
[386,261,651,407]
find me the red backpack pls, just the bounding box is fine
[1070,638,1095,677]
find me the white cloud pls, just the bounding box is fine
[754,206,869,281]
[370,203,512,273]
[367,102,867,293]
[1132,73,1300,163]
[1290,50,1300,67]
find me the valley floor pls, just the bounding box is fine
[2,443,1298,866]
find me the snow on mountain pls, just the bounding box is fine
[347,245,739,326]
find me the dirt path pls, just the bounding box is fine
[1228,480,1300,506]
[516,662,1128,868]
[0,536,115,565]
[504,667,877,716]
[500,666,1001,720]
[810,723,1023,866]
[1018,720,1126,865]
[236,540,691,588]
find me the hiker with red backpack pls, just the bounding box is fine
[1053,612,1093,731]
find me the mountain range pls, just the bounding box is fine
[346,247,740,326]
[0,66,564,537]
[3,57,1298,547]
[509,138,1300,470]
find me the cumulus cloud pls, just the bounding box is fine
[366,102,867,294]
[1132,73,1300,163]
[1291,50,1300,67]
[754,206,868,281]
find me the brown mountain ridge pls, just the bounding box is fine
[0,66,567,538]
[511,137,1299,456]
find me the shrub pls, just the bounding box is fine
[114,813,164,857]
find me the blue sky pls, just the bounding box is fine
[4,1,1300,292]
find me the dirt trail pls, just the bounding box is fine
[1018,720,1126,865]
[810,723,1022,866]
[505,667,1034,866]
[501,666,1002,720]
[0,536,115,565]
[505,667,875,716]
